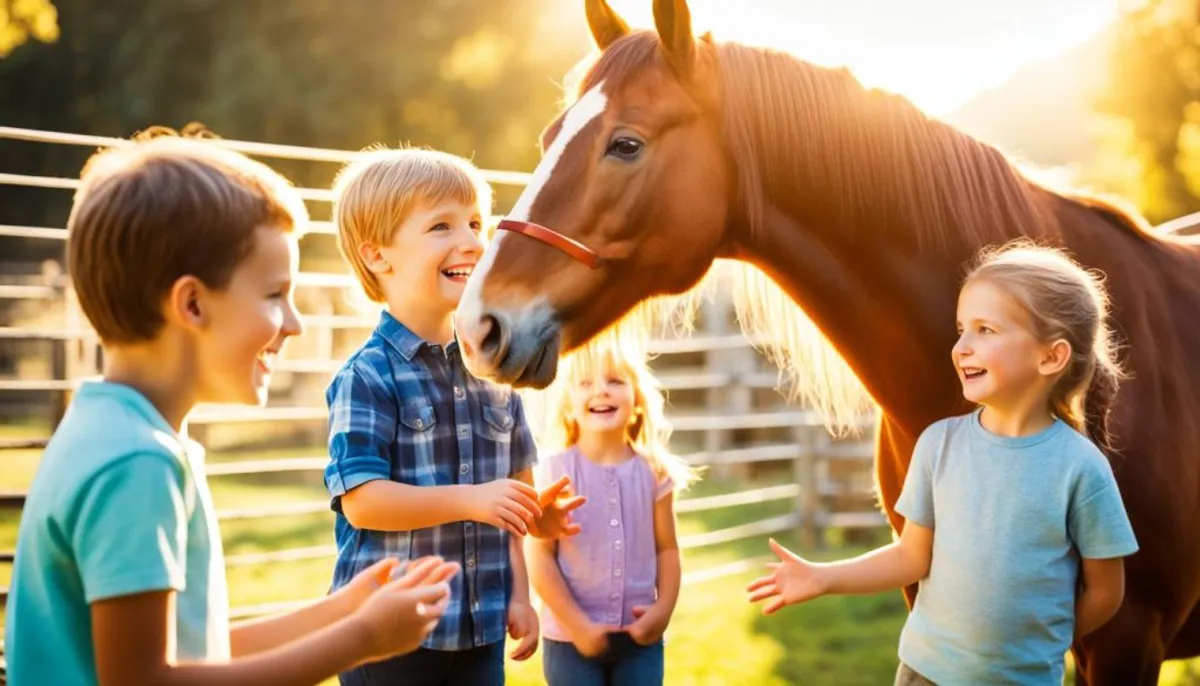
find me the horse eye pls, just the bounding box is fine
[606,137,644,160]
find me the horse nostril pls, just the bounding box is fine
[478,312,510,363]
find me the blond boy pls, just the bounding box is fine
[325,148,582,686]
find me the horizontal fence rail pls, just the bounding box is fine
[0,126,889,648]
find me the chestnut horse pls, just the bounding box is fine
[456,0,1200,681]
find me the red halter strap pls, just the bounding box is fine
[495,219,605,270]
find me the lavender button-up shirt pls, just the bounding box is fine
[539,448,673,642]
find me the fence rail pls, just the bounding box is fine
[0,126,888,635]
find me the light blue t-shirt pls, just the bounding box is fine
[894,410,1138,685]
[5,380,229,685]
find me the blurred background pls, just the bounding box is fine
[3,0,1200,683]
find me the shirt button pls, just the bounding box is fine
[614,569,623,577]
[413,419,423,429]
[458,426,469,439]
[609,518,619,527]
[614,540,622,549]
[454,386,465,399]
[460,463,470,474]
[609,614,619,623]
[473,601,481,611]
[611,592,620,600]
[467,557,476,569]
[609,497,617,505]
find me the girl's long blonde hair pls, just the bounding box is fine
[531,327,701,491]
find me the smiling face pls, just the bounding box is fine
[196,225,303,406]
[366,199,484,319]
[568,360,638,439]
[456,1,734,388]
[952,278,1058,412]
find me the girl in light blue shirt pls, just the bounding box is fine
[748,242,1138,685]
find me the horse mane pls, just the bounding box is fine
[567,31,1158,434]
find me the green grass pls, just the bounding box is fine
[5,442,1200,684]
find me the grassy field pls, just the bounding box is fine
[4,421,1200,684]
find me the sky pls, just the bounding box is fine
[605,0,1121,115]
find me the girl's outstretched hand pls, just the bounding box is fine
[746,538,829,614]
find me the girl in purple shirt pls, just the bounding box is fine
[526,333,699,686]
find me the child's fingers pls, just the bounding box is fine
[495,509,528,537]
[557,495,588,514]
[763,597,787,615]
[768,537,798,562]
[391,556,444,588]
[509,632,538,661]
[360,557,401,586]
[498,504,531,535]
[631,605,648,618]
[537,476,571,505]
[507,488,543,521]
[406,583,452,614]
[511,479,541,501]
[747,585,779,603]
[746,574,774,592]
[499,500,531,525]
[427,561,462,585]
[562,522,583,537]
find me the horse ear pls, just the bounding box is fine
[585,0,631,50]
[653,0,695,76]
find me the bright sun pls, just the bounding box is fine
[607,0,1119,116]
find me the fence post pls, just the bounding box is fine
[53,271,82,428]
[793,422,825,550]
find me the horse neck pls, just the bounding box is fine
[714,47,1070,434]
[730,201,977,437]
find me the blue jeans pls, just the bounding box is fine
[543,634,664,686]
[338,641,505,686]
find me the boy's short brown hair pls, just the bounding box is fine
[67,130,308,344]
[331,147,493,303]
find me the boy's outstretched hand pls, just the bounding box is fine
[352,556,462,662]
[528,476,586,539]
[746,538,829,615]
[338,555,460,616]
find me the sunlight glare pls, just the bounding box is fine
[607,0,1120,115]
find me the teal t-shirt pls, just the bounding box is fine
[5,380,229,685]
[894,410,1138,685]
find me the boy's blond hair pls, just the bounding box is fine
[67,127,308,344]
[332,147,494,303]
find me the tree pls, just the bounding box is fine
[1093,0,1200,222]
[0,0,57,56]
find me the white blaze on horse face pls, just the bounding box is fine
[459,83,609,325]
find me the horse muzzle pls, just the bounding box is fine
[458,304,562,388]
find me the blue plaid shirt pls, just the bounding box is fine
[323,311,537,651]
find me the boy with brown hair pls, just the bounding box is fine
[325,147,584,686]
[5,131,460,686]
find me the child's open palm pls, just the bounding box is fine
[352,557,461,662]
[529,476,587,539]
[746,538,828,614]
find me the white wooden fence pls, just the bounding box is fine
[0,127,887,647]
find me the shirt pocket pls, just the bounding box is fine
[475,403,513,476]
[399,403,445,485]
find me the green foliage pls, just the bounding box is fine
[0,0,596,257]
[0,0,57,57]
[1093,0,1200,223]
